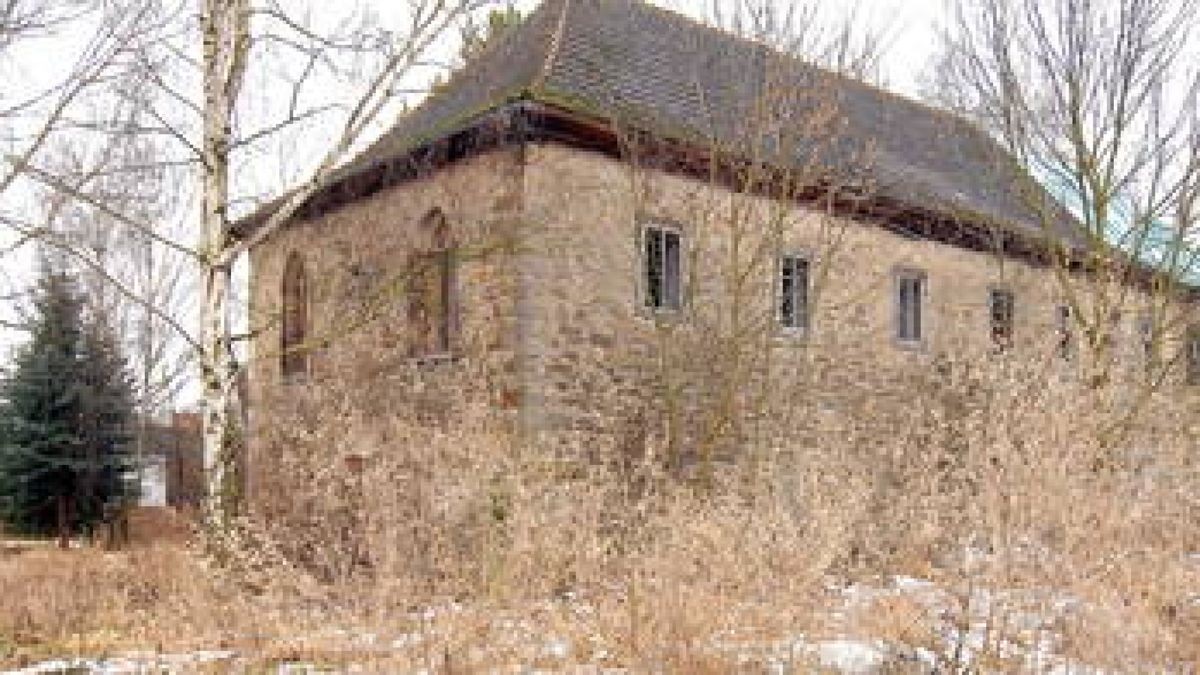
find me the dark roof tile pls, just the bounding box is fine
[337,0,1079,243]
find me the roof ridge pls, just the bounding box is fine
[396,0,560,105]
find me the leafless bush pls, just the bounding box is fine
[246,355,869,665]
[2,343,1193,670]
[842,349,1199,669]
[241,338,1197,670]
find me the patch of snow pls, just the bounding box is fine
[814,639,888,673]
[893,576,937,592]
[829,575,1131,675]
[276,664,330,674]
[1044,664,1114,675]
[544,638,571,660]
[390,632,422,650]
[8,650,235,674]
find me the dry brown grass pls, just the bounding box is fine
[0,509,343,670]
[1,357,1196,672]
[1,537,208,666]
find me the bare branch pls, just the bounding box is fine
[0,213,201,355]
[12,158,203,263]
[225,1,491,264]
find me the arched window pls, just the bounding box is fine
[281,252,309,379]
[408,210,455,357]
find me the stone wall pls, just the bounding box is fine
[519,142,1191,458]
[248,139,1195,482]
[246,148,526,498]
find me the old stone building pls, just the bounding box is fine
[242,0,1198,475]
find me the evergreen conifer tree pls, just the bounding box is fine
[0,266,138,545]
[76,313,139,528]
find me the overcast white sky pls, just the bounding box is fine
[0,0,946,398]
[657,0,942,94]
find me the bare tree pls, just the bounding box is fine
[605,4,889,477]
[3,0,496,529]
[0,1,153,201]
[926,0,1200,394]
[39,130,193,482]
[0,1,160,358]
[675,0,898,83]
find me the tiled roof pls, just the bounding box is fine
[336,0,1078,243]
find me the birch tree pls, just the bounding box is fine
[4,0,494,529]
[197,0,493,527]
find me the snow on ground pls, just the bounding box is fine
[703,574,1118,673]
[6,572,1181,674]
[8,650,236,674]
[828,575,1102,673]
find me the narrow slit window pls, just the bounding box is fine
[281,252,310,380]
[1137,313,1158,372]
[989,288,1015,350]
[644,225,682,311]
[896,271,925,344]
[1187,325,1200,386]
[409,249,452,355]
[1057,305,1075,360]
[779,254,810,331]
[408,211,455,358]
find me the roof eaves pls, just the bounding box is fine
[357,86,537,176]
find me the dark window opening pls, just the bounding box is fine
[779,254,810,331]
[644,225,682,311]
[408,211,455,358]
[1057,305,1075,361]
[989,288,1015,350]
[896,272,925,344]
[281,253,309,380]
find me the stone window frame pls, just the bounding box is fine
[407,208,460,363]
[893,266,929,350]
[988,284,1016,352]
[776,250,813,338]
[280,251,310,383]
[636,219,688,318]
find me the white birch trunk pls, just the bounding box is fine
[200,0,249,529]
[193,0,475,529]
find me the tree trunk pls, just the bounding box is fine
[199,0,250,531]
[200,264,239,526]
[56,495,69,550]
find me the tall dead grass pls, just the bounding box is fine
[846,355,1200,670]
[249,380,865,670]
[243,351,1197,670]
[1,353,1195,671]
